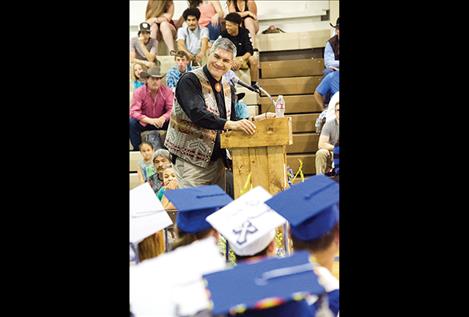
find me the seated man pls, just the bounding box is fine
[324,17,340,75]
[176,7,209,67]
[314,70,340,134]
[315,101,339,175]
[165,51,192,91]
[220,13,258,85]
[130,22,158,69]
[129,67,173,151]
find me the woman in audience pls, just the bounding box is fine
[227,0,259,48]
[132,63,148,90]
[189,0,225,42]
[146,0,177,54]
[136,142,156,184]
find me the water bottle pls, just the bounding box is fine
[275,95,285,117]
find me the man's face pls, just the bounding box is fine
[335,103,340,122]
[139,31,151,42]
[225,21,239,36]
[146,76,162,91]
[154,156,170,174]
[176,56,189,72]
[335,27,340,38]
[186,15,198,31]
[207,48,234,80]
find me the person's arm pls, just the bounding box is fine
[162,87,174,122]
[247,1,258,16]
[130,41,155,67]
[324,42,339,69]
[176,73,255,135]
[136,166,145,184]
[176,29,195,59]
[137,38,156,62]
[165,68,178,90]
[196,29,209,61]
[210,0,224,25]
[318,122,334,151]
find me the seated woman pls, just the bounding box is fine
[145,0,177,54]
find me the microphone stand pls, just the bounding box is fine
[253,84,276,113]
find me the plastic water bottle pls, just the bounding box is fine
[275,95,285,117]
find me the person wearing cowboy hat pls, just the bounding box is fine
[130,22,159,69]
[129,67,174,151]
[324,17,340,75]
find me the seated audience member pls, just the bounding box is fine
[177,7,209,67]
[227,0,260,50]
[314,71,339,134]
[147,149,172,193]
[266,175,340,316]
[324,17,340,75]
[234,92,249,119]
[130,22,158,69]
[221,13,258,85]
[131,63,148,91]
[189,0,225,42]
[165,50,192,91]
[315,101,339,175]
[156,165,178,201]
[129,67,173,151]
[145,0,177,54]
[136,142,156,184]
[163,185,232,250]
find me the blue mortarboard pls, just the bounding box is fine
[265,175,339,241]
[163,185,233,233]
[203,251,325,316]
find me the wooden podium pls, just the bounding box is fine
[221,117,293,198]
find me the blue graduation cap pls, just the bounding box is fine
[265,175,339,241]
[163,185,233,233]
[203,251,325,316]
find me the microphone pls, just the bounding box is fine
[230,76,260,94]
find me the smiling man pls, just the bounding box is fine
[164,37,257,189]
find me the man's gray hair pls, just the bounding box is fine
[210,37,237,59]
[153,149,171,160]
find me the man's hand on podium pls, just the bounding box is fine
[224,119,256,135]
[253,112,276,121]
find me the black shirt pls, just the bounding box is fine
[175,65,238,161]
[220,27,253,57]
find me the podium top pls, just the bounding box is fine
[221,117,293,149]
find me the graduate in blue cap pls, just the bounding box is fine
[265,175,340,316]
[203,251,327,317]
[163,184,233,250]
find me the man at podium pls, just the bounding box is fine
[164,37,257,189]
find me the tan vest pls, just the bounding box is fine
[164,67,232,168]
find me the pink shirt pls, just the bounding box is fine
[129,84,174,126]
[198,3,217,27]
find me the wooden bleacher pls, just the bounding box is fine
[256,30,328,179]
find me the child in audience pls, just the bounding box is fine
[136,142,156,184]
[132,63,148,90]
[156,165,178,201]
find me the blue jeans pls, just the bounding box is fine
[207,22,221,41]
[129,117,168,150]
